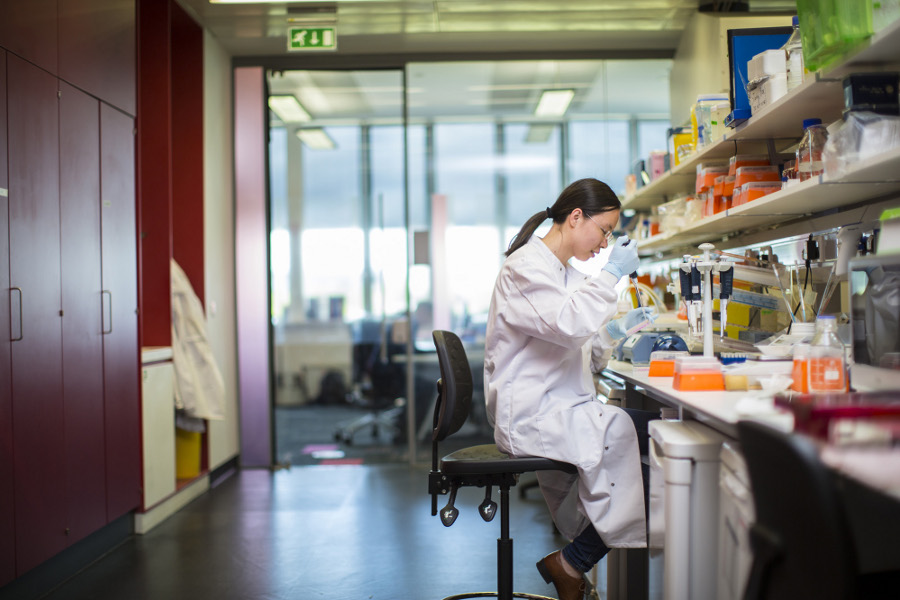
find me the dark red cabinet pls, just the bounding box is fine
[0,49,16,589]
[7,54,67,576]
[59,82,108,544]
[101,103,141,519]
[0,0,58,76]
[59,0,136,116]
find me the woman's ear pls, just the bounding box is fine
[568,208,584,228]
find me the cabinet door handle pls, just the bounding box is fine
[10,287,23,342]
[102,290,113,334]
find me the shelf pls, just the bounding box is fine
[637,146,900,255]
[825,17,900,79]
[624,17,900,214]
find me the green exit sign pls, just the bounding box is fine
[288,27,337,51]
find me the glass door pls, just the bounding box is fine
[267,69,413,466]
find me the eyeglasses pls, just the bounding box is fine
[586,213,615,242]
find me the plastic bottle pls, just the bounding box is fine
[796,118,828,181]
[783,15,804,91]
[807,316,848,393]
[791,343,809,393]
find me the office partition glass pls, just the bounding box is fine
[265,59,671,466]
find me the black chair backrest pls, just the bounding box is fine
[737,420,858,600]
[431,330,473,442]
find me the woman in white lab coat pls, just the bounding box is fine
[483,178,654,600]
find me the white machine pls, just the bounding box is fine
[648,419,728,600]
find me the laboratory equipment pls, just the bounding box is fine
[849,254,900,392]
[648,419,728,600]
[649,350,690,377]
[782,15,805,91]
[791,344,810,393]
[796,118,828,181]
[807,316,848,393]
[679,243,734,357]
[673,355,725,391]
[719,264,733,338]
[717,441,755,600]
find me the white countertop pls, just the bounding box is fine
[603,359,793,437]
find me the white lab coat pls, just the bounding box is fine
[171,259,225,421]
[483,235,646,547]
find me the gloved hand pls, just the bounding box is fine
[607,307,657,340]
[602,236,641,280]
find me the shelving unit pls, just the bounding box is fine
[626,18,900,252]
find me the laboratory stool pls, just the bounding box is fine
[428,330,577,600]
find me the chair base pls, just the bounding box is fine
[440,593,558,600]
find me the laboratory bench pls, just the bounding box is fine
[597,359,900,600]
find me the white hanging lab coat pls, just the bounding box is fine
[171,259,225,421]
[484,235,646,547]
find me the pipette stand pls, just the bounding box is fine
[672,243,732,391]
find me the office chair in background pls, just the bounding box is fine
[428,330,577,600]
[334,320,406,445]
[737,420,900,600]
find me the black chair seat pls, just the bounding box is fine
[441,444,577,477]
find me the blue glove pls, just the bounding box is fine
[602,236,641,280]
[607,307,657,340]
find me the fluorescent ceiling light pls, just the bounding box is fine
[524,124,556,144]
[296,128,336,150]
[534,89,575,117]
[268,95,311,123]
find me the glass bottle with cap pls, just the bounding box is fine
[807,315,848,393]
[796,118,828,181]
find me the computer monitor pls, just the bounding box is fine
[848,254,900,391]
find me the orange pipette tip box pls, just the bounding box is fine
[649,351,690,377]
[672,356,726,391]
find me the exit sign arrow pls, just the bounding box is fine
[288,27,337,51]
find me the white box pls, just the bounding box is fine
[749,73,788,114]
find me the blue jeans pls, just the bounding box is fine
[561,406,657,572]
[562,523,610,572]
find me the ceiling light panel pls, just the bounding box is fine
[268,95,311,123]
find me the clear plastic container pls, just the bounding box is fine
[807,316,848,393]
[783,15,804,91]
[796,118,829,181]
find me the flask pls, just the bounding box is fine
[783,15,805,91]
[796,118,828,181]
[807,316,847,393]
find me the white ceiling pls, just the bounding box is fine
[177,0,797,123]
[176,0,797,57]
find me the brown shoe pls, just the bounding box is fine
[536,550,585,600]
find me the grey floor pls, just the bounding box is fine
[37,464,593,600]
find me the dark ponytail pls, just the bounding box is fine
[505,178,621,257]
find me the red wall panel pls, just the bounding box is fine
[59,82,108,544]
[0,0,58,75]
[59,0,137,115]
[137,0,173,348]
[170,1,205,305]
[101,103,142,519]
[7,55,66,576]
[0,49,16,589]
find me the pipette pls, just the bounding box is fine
[630,271,643,308]
[690,261,702,336]
[678,258,694,336]
[719,264,733,338]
